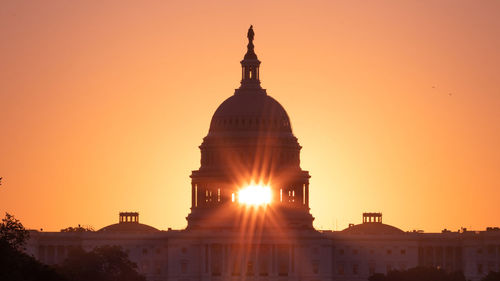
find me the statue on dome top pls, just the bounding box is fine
[247,25,254,43]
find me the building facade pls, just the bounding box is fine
[26,27,500,281]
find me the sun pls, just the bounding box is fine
[237,184,272,206]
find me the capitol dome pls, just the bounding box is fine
[187,26,314,230]
[342,213,404,235]
[98,222,158,233]
[208,92,292,135]
[207,26,292,137]
[98,212,158,233]
[341,222,404,235]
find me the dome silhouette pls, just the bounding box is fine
[187,26,313,230]
[342,213,404,235]
[341,223,404,235]
[208,92,292,135]
[98,212,159,233]
[98,222,159,233]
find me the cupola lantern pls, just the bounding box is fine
[240,25,261,89]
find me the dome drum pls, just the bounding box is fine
[209,116,292,134]
[198,144,302,170]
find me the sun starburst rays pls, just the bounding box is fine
[237,184,272,206]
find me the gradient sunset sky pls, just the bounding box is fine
[1,0,499,232]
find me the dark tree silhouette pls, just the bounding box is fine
[0,213,144,281]
[0,212,29,250]
[60,224,94,232]
[0,213,66,281]
[58,245,146,281]
[368,266,466,281]
[0,240,67,281]
[482,271,500,281]
[369,273,387,281]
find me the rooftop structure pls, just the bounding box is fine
[98,212,158,233]
[24,26,500,281]
[342,213,404,235]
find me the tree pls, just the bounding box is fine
[0,213,66,281]
[369,273,387,281]
[58,245,146,281]
[60,224,94,232]
[368,266,466,281]
[0,212,29,250]
[0,240,67,281]
[0,213,144,281]
[482,271,500,281]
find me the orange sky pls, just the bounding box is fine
[1,0,499,232]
